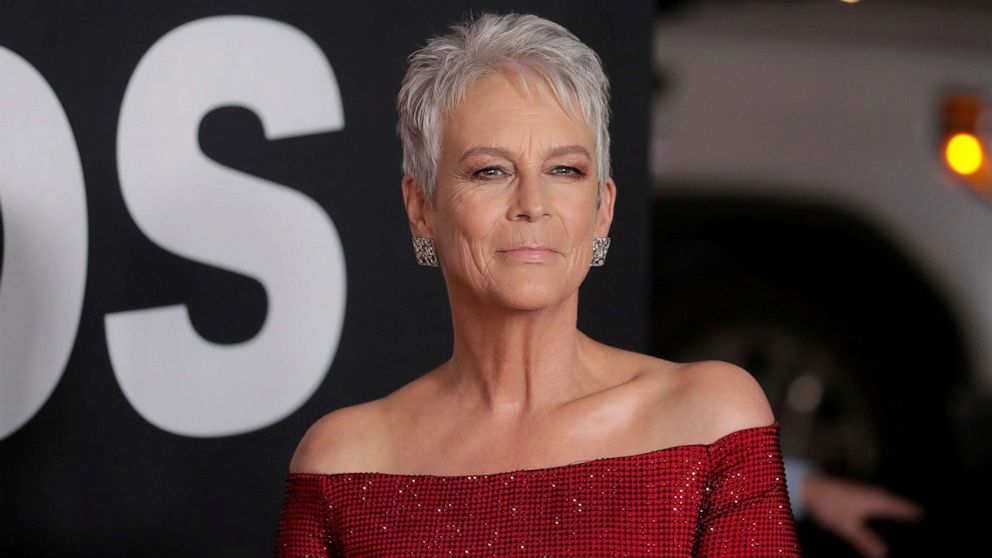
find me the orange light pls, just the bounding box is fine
[945,133,984,175]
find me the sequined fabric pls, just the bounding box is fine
[274,421,801,557]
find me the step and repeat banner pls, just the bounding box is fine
[0,1,652,556]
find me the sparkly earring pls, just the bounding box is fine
[591,236,610,267]
[412,237,439,267]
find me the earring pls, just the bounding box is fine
[412,237,439,267]
[591,236,610,267]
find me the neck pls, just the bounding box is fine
[440,285,602,419]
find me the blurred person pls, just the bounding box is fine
[273,11,801,557]
[785,457,924,558]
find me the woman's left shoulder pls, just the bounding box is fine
[641,358,776,444]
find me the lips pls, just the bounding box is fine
[501,245,558,253]
[499,245,559,262]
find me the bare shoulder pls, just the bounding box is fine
[585,338,682,385]
[288,400,387,474]
[673,359,777,443]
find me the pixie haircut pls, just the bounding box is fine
[396,12,612,205]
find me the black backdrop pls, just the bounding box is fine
[0,1,652,556]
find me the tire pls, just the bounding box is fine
[651,269,950,557]
[654,270,883,476]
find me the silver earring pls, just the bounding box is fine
[412,237,439,267]
[591,236,610,267]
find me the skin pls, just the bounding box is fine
[290,69,775,476]
[404,70,618,418]
[802,474,925,558]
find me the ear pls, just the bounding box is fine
[401,175,433,237]
[594,176,617,237]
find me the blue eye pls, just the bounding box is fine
[552,166,583,176]
[473,166,506,179]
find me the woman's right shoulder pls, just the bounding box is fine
[287,399,386,474]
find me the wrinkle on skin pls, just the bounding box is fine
[401,69,617,424]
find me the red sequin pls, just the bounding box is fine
[275,421,802,557]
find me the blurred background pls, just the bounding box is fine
[653,0,992,556]
[2,0,991,556]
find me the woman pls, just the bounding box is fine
[275,11,801,557]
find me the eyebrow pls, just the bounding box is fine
[458,144,592,162]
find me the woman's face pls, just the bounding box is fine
[403,70,616,311]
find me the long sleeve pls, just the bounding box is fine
[694,423,803,557]
[274,474,331,558]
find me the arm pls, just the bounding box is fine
[275,405,370,557]
[676,360,802,556]
[694,423,803,557]
[274,474,331,558]
[801,470,925,558]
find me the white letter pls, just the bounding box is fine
[0,48,88,440]
[109,16,346,437]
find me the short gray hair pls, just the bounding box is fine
[396,12,612,204]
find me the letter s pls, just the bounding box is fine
[109,16,346,437]
[0,47,88,440]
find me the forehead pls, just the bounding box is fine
[442,71,595,156]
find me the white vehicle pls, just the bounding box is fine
[651,1,990,553]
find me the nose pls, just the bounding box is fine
[509,169,551,222]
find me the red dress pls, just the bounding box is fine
[274,421,802,557]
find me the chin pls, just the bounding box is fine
[491,280,574,311]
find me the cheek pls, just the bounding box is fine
[559,195,600,236]
[437,191,502,253]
